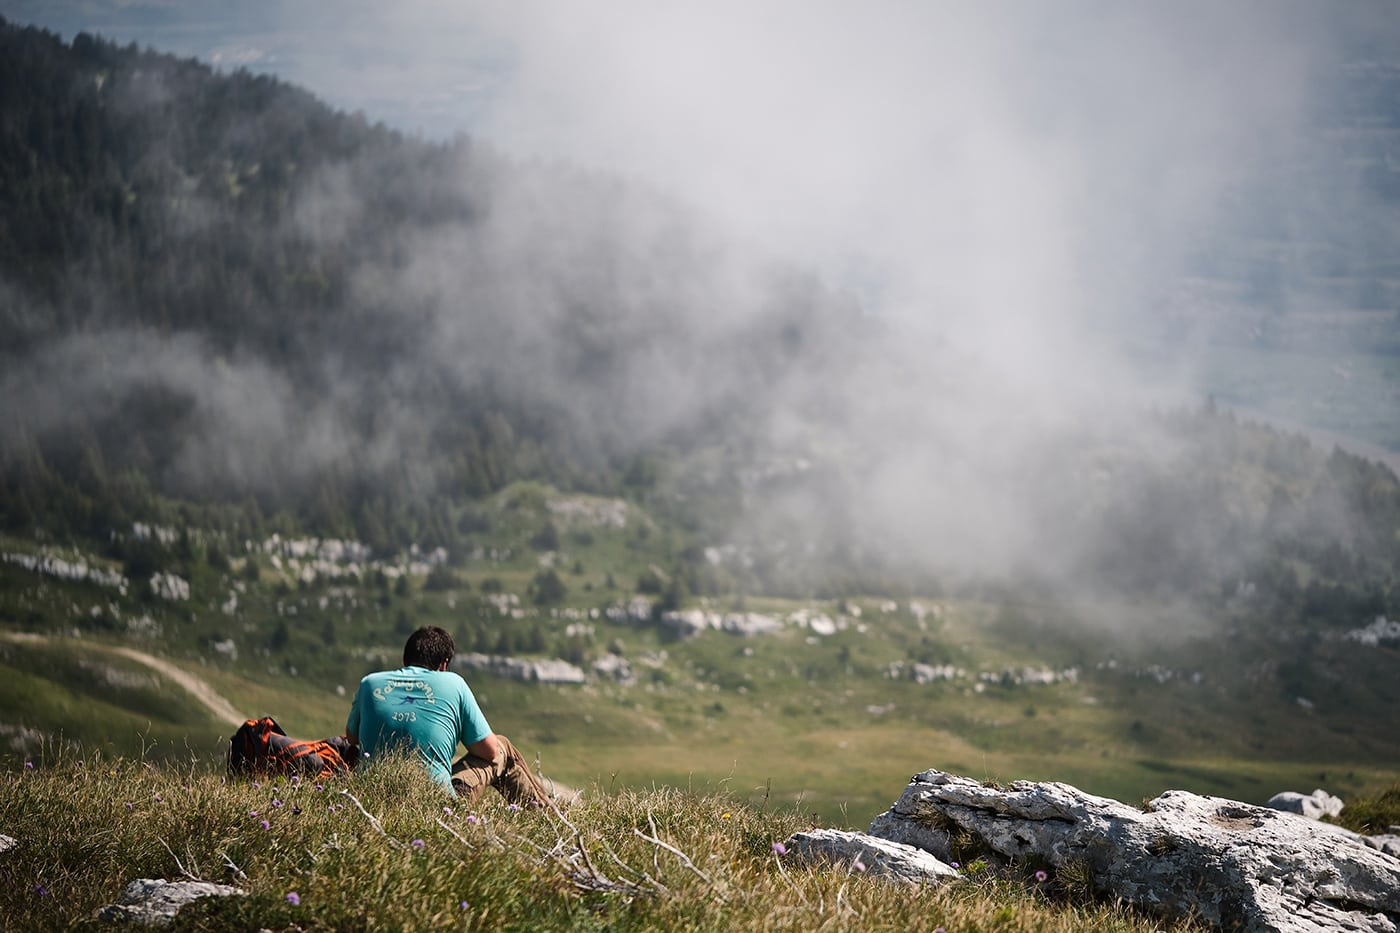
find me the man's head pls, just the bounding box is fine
[404,625,455,670]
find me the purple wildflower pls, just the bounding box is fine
[271,799,283,808]
[507,803,522,812]
[950,862,959,869]
[1035,869,1049,882]
[259,820,271,830]
[251,782,261,789]
[125,802,134,810]
[290,775,300,784]
[153,794,162,803]
[285,892,300,906]
[249,811,259,818]
[460,901,470,910]
[24,761,34,769]
[32,884,48,896]
[443,807,454,817]
[853,859,867,873]
[314,784,324,791]
[411,839,426,849]
[771,842,788,856]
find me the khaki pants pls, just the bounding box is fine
[450,734,552,808]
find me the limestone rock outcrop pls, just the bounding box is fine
[781,828,959,884]
[94,878,243,926]
[1267,788,1344,820]
[1367,833,1400,858]
[868,769,1400,933]
[453,652,586,684]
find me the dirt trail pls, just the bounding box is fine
[1,632,245,726]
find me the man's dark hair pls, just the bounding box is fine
[404,626,455,669]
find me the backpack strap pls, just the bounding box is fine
[228,716,288,776]
[271,738,353,779]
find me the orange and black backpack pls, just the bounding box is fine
[228,716,358,780]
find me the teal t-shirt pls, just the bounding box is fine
[346,666,492,789]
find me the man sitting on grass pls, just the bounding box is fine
[346,625,553,808]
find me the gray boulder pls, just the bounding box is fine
[781,828,959,884]
[657,609,784,638]
[94,878,243,926]
[454,653,587,684]
[591,653,636,684]
[868,769,1400,933]
[1267,788,1344,820]
[1365,835,1400,858]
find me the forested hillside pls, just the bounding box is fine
[0,17,857,552]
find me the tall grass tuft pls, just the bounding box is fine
[1332,784,1400,836]
[1,748,1202,931]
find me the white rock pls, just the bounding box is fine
[1267,789,1344,820]
[869,769,1400,933]
[453,653,586,684]
[658,609,711,636]
[720,612,782,636]
[149,572,190,601]
[592,654,635,684]
[94,878,243,925]
[782,828,959,884]
[1344,616,1400,646]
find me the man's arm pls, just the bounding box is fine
[456,676,498,764]
[466,733,504,766]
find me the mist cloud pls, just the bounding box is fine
[7,1,1398,595]
[389,1,1338,580]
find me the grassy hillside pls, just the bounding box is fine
[2,751,1206,932]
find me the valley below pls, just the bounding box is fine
[4,484,1397,828]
